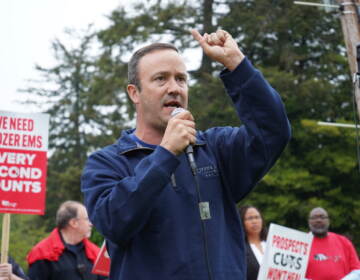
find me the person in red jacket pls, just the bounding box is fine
[305,207,360,280]
[27,201,105,280]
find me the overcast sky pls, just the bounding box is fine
[0,0,123,113]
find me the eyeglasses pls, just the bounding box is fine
[309,215,329,220]
[244,215,261,221]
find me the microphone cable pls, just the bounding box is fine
[170,107,213,279]
[190,161,214,280]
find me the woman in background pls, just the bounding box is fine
[239,205,267,280]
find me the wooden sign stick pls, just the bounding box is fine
[1,213,11,263]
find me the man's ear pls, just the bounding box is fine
[127,84,140,104]
[68,218,78,228]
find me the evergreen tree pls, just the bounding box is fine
[95,0,359,245]
[19,0,360,252]
[21,28,130,228]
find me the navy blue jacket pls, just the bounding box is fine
[81,58,291,280]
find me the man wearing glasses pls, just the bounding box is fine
[305,207,360,280]
[27,201,105,280]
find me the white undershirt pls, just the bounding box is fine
[250,241,267,264]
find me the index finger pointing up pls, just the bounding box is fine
[190,29,211,52]
[190,29,203,42]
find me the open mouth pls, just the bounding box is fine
[163,100,182,108]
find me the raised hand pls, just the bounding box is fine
[191,29,245,71]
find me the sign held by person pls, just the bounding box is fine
[257,223,313,280]
[92,241,111,276]
[0,111,49,215]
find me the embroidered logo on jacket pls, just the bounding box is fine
[196,165,219,178]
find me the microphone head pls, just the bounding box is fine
[171,107,187,117]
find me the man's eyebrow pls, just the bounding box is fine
[177,72,188,78]
[151,71,169,78]
[151,71,188,78]
[153,71,168,75]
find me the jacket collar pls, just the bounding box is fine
[27,228,100,265]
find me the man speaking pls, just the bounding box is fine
[81,29,291,279]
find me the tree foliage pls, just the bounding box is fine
[94,0,360,248]
[1,213,48,272]
[20,28,131,229]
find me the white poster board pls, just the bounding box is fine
[257,223,313,280]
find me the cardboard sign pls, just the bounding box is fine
[0,111,49,215]
[92,241,111,276]
[257,223,313,280]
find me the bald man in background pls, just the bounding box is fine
[305,207,360,280]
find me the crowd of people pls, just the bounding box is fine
[0,28,358,280]
[239,205,360,280]
[1,204,359,280]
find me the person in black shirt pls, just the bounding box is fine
[239,205,268,280]
[27,201,106,280]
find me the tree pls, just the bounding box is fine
[21,27,131,228]
[226,1,359,240]
[94,0,360,247]
[0,213,48,272]
[19,0,360,253]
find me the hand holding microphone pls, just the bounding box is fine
[160,108,196,156]
[160,108,198,175]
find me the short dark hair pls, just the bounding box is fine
[238,205,268,241]
[128,43,179,90]
[56,201,83,230]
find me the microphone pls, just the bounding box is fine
[171,108,197,175]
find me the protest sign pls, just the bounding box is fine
[257,223,313,280]
[0,111,49,215]
[92,241,111,276]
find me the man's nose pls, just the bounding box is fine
[167,77,182,94]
